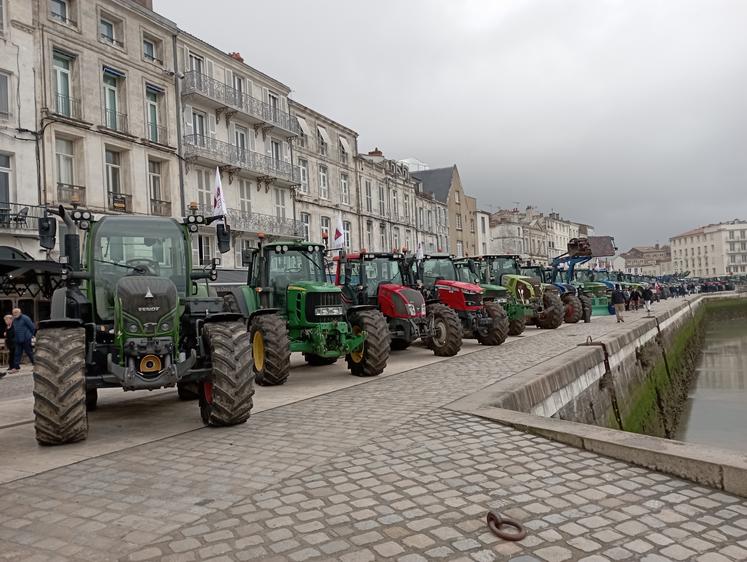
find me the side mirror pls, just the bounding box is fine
[191,281,198,296]
[216,223,231,254]
[212,257,221,267]
[38,217,57,250]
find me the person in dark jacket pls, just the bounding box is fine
[611,284,626,323]
[11,308,35,369]
[1,314,15,377]
[642,287,654,312]
[630,289,641,311]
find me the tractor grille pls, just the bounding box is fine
[464,292,483,308]
[116,276,177,326]
[305,291,344,323]
[392,288,426,317]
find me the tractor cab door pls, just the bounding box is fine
[338,259,363,305]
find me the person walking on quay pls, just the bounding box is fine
[630,288,641,311]
[612,284,626,323]
[0,314,15,378]
[642,286,654,313]
[11,308,35,370]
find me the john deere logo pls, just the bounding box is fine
[145,288,154,298]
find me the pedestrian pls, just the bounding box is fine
[611,284,626,323]
[11,308,35,370]
[1,314,15,378]
[623,288,631,311]
[630,288,641,310]
[642,286,654,313]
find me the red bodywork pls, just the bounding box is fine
[434,280,484,312]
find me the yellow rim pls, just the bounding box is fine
[350,325,364,363]
[253,331,265,372]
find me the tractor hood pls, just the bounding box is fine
[554,283,577,295]
[435,279,483,294]
[287,280,341,293]
[378,284,426,318]
[480,283,508,301]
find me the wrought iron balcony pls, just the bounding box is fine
[145,122,168,144]
[182,71,301,135]
[182,134,301,184]
[150,199,172,216]
[57,183,86,206]
[108,191,132,213]
[52,94,82,120]
[103,109,129,134]
[0,203,44,231]
[197,204,303,239]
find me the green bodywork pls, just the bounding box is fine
[236,241,365,358]
[572,270,614,315]
[456,258,534,321]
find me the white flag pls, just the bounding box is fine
[416,242,424,260]
[332,214,345,249]
[212,167,227,222]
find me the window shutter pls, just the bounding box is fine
[282,141,290,162]
[229,122,235,144]
[224,68,232,85]
[178,46,187,73]
[206,58,214,78]
[248,128,255,151]
[183,104,193,132]
[208,113,216,139]
[262,87,269,104]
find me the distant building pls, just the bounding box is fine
[618,244,672,275]
[670,220,747,277]
[398,157,429,172]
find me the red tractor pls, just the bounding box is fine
[335,251,462,356]
[403,254,510,347]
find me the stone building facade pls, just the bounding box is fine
[670,220,747,277]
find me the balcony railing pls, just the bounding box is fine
[101,34,124,48]
[182,134,300,183]
[103,109,129,134]
[182,71,301,135]
[145,122,168,144]
[150,199,172,216]
[197,204,303,238]
[53,94,82,120]
[57,183,86,206]
[0,203,45,231]
[108,191,132,212]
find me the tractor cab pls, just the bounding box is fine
[405,255,484,309]
[336,252,405,304]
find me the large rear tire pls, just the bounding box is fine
[563,295,584,324]
[251,314,291,386]
[477,301,509,345]
[579,295,593,323]
[32,327,88,446]
[346,309,390,377]
[537,292,564,329]
[423,303,462,357]
[200,321,254,426]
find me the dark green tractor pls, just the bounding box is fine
[28,205,254,445]
[453,258,530,336]
[224,238,389,386]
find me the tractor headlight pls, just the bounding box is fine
[315,305,343,317]
[497,297,508,304]
[406,303,417,316]
[188,224,198,232]
[160,322,170,331]
[128,323,138,332]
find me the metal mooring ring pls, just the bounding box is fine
[486,510,527,541]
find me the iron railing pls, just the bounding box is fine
[150,199,171,216]
[108,191,132,212]
[197,204,303,238]
[182,134,300,183]
[145,122,168,144]
[182,71,301,135]
[100,34,124,48]
[0,203,45,230]
[103,109,129,134]
[57,183,86,206]
[53,94,82,120]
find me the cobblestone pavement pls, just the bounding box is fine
[1,300,745,561]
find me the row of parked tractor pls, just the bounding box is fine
[6,206,619,446]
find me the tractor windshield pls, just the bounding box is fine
[489,258,520,285]
[520,266,544,281]
[419,258,457,286]
[267,248,325,295]
[455,262,480,284]
[575,270,597,283]
[349,257,403,297]
[92,217,187,322]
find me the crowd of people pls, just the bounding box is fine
[0,308,36,379]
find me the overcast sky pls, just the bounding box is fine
[157,0,747,251]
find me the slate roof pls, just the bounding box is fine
[411,166,454,203]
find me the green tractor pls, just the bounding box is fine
[454,258,531,336]
[224,238,389,386]
[24,205,254,445]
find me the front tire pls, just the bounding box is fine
[346,309,390,377]
[200,321,254,426]
[423,303,462,357]
[32,328,88,445]
[251,314,291,386]
[477,301,509,345]
[508,308,527,336]
[537,292,564,329]
[563,295,583,324]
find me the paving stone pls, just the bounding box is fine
[533,546,573,562]
[660,544,698,560]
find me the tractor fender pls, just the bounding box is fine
[248,308,282,321]
[203,312,244,324]
[347,304,377,315]
[38,318,85,330]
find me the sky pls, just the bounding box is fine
[156,0,747,251]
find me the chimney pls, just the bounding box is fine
[131,0,153,9]
[368,147,383,157]
[228,52,244,63]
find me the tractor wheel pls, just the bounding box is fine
[477,301,509,345]
[177,382,199,401]
[200,321,254,426]
[32,327,88,445]
[303,354,338,366]
[423,303,462,357]
[86,389,98,411]
[346,309,390,377]
[508,310,527,336]
[580,295,593,323]
[251,314,291,386]
[563,295,584,324]
[390,338,411,351]
[537,292,564,329]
